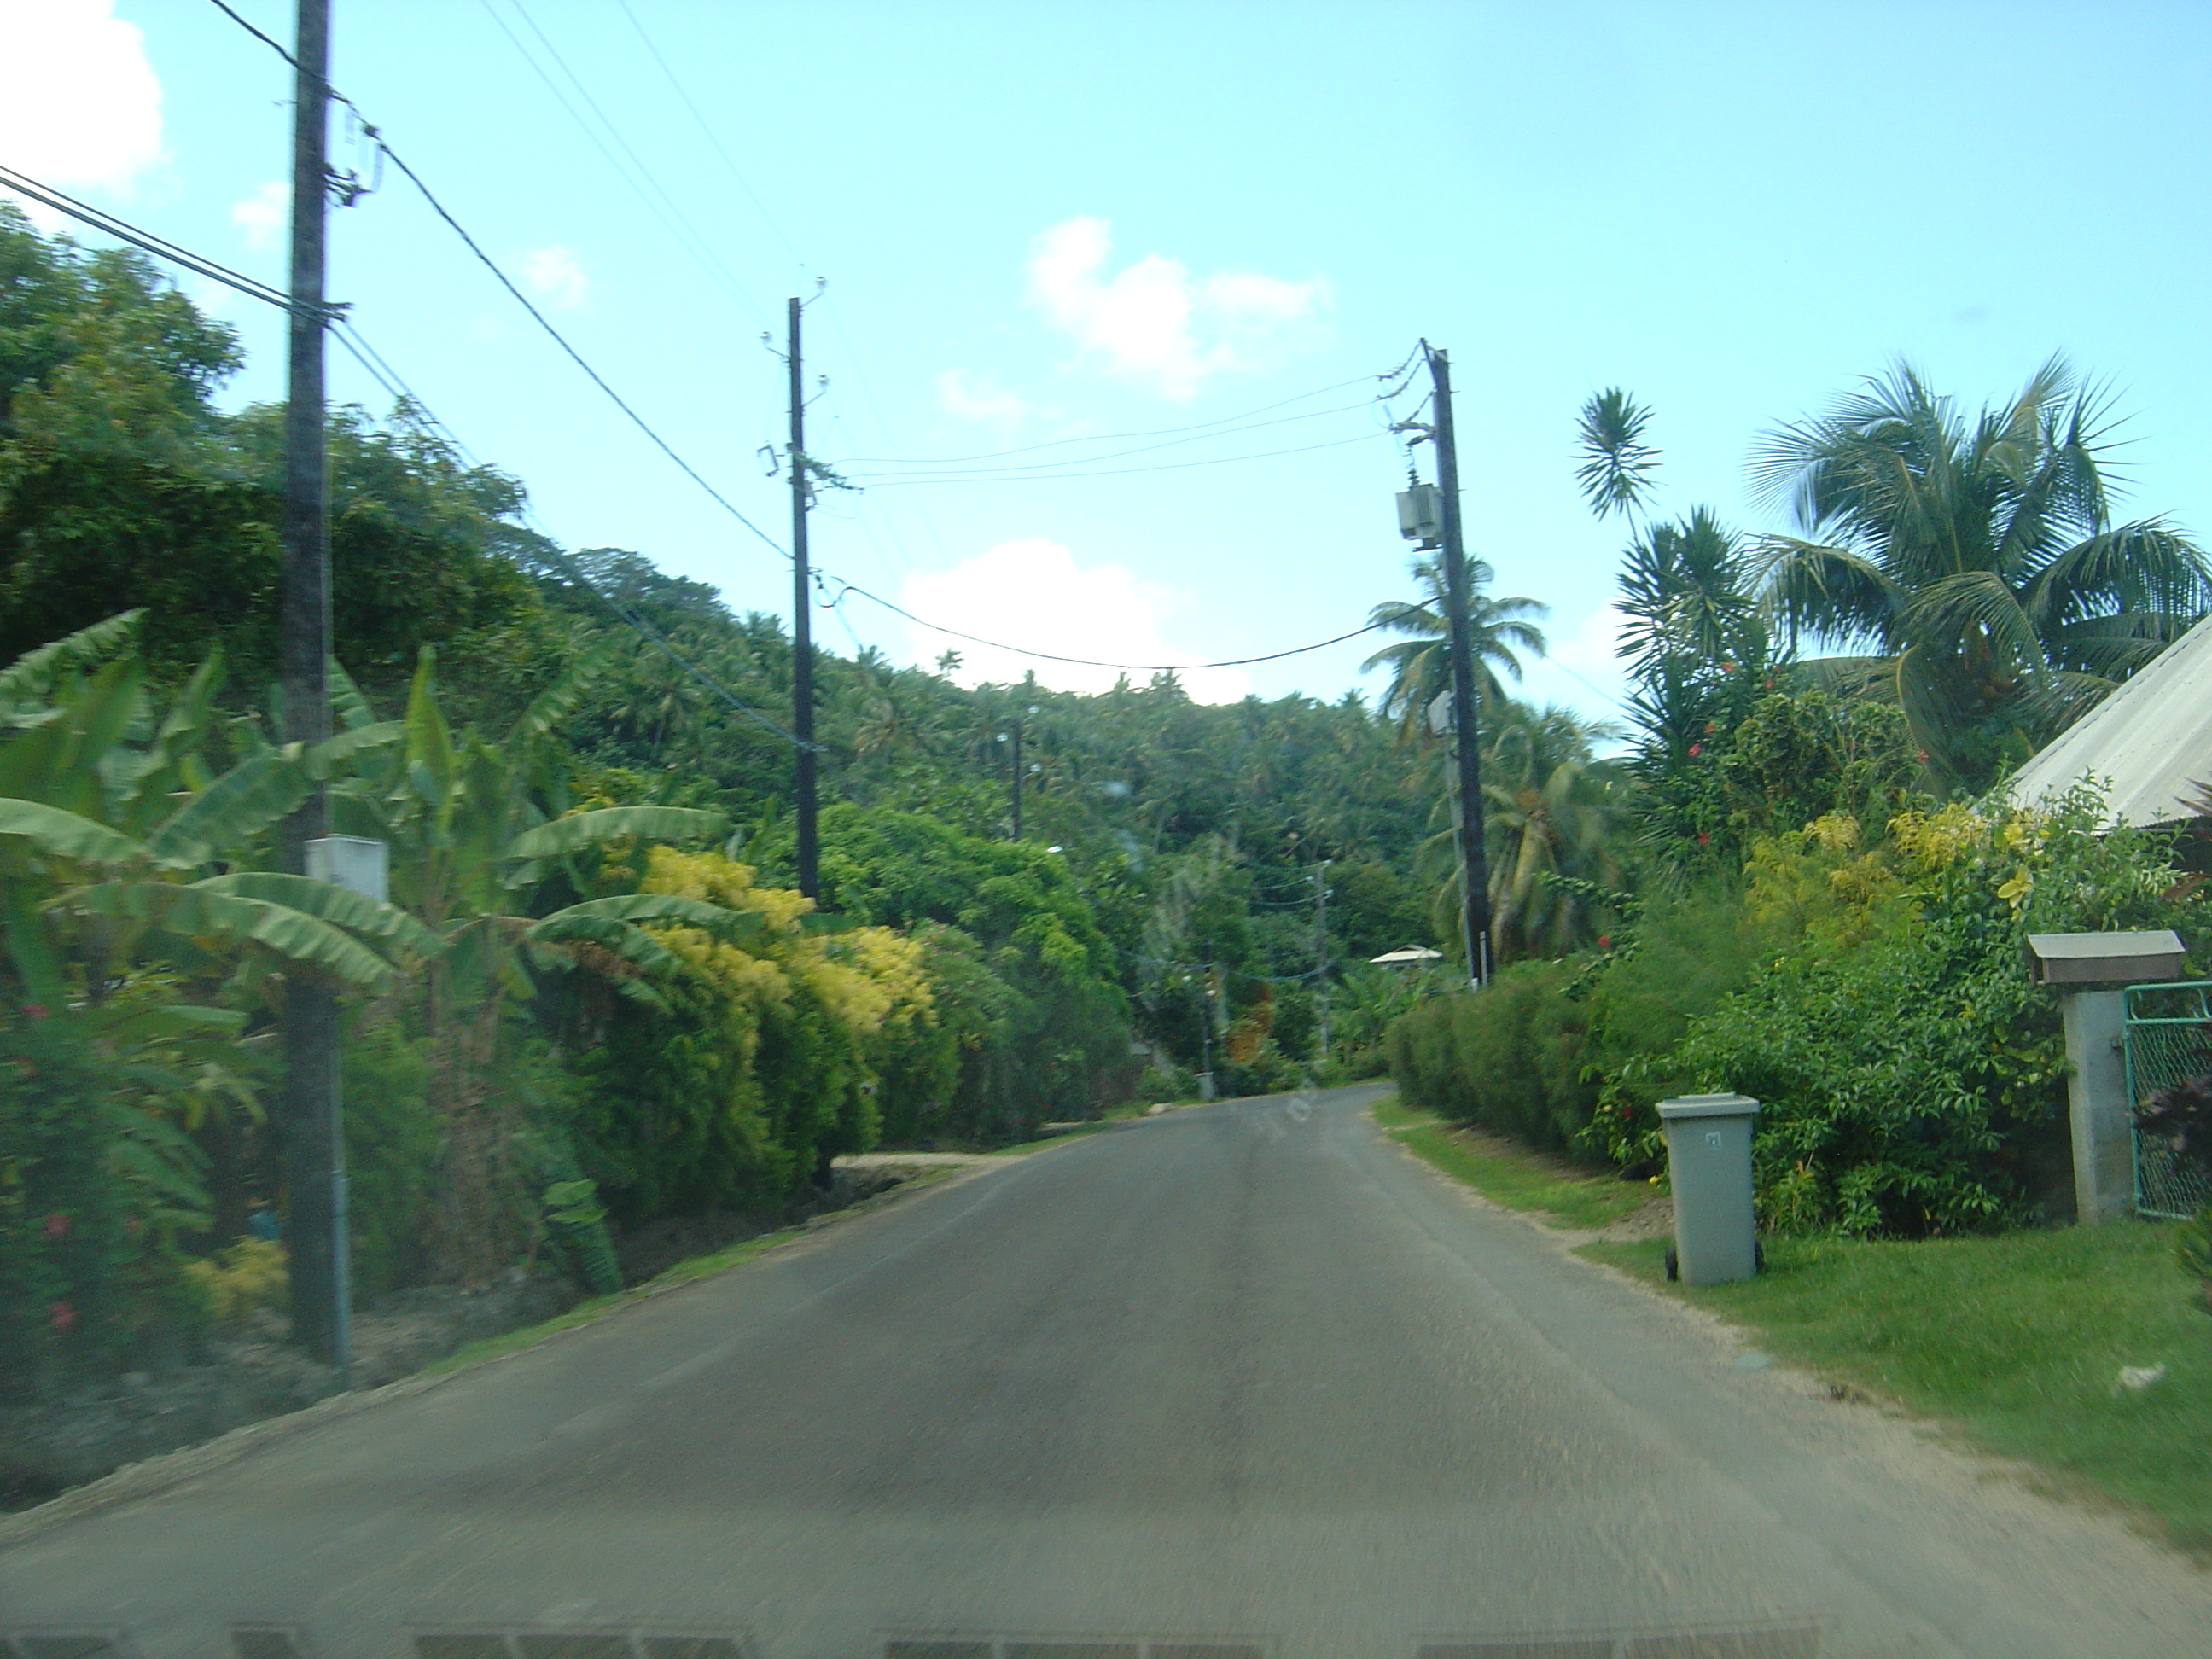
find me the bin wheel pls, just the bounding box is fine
[1663,1245,1679,1282]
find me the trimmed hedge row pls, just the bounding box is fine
[1385,958,1598,1155]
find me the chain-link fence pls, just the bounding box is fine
[2122,981,2212,1220]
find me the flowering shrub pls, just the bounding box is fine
[569,847,942,1218]
[1584,783,2199,1235]
[180,1237,288,1326]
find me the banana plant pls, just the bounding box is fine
[0,615,430,1007]
[324,647,761,1283]
[329,646,757,1003]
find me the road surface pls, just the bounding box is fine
[3,1086,2207,1658]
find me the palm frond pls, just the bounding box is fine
[2023,521,2212,629]
[0,610,143,708]
[1575,388,1661,521]
[143,750,311,866]
[51,881,399,988]
[1750,537,1901,647]
[328,659,381,731]
[506,641,614,747]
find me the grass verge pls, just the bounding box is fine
[1581,1226,2212,1552]
[1372,1093,1644,1231]
[981,1097,1178,1156]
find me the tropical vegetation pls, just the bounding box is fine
[1391,367,2212,1239]
[0,205,1460,1394]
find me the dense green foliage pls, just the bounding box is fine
[1385,958,1595,1155]
[1395,370,2212,1237]
[0,211,1463,1388]
[1753,358,2212,794]
[1394,758,2204,1236]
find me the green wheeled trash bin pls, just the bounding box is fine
[1657,1092,1761,1284]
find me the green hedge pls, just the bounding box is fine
[1386,958,1598,1155]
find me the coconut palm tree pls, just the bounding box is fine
[1414,699,1624,962]
[1751,358,2212,791]
[1363,556,1548,745]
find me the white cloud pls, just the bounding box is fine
[230,181,287,251]
[1025,216,1328,401]
[521,244,588,309]
[937,369,1031,430]
[902,539,1249,701]
[0,0,164,225]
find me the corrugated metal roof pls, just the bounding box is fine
[2005,613,2212,827]
[1368,946,1443,964]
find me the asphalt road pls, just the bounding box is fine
[3,1086,2208,1659]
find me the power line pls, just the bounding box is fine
[480,0,771,328]
[199,0,790,562]
[843,377,1378,466]
[829,579,1385,671]
[0,162,306,313]
[328,320,817,752]
[841,399,1378,480]
[614,0,808,272]
[197,0,1414,695]
[847,430,1391,486]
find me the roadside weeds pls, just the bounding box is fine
[1371,1091,2212,1558]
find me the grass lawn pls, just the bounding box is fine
[1583,1226,2212,1552]
[1372,1093,1645,1231]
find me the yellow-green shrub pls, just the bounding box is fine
[181,1238,288,1326]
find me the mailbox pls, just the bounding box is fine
[2026,930,2186,987]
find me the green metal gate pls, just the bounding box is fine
[2122,980,2212,1220]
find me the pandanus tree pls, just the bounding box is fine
[1575,391,1771,772]
[1750,358,2212,793]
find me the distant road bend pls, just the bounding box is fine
[3,1086,2207,1659]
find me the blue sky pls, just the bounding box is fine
[8,0,2212,723]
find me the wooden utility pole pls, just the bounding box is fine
[1315,859,1332,1063]
[1426,343,1493,987]
[1009,715,1023,839]
[278,0,348,1374]
[788,296,818,899]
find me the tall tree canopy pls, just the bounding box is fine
[1751,358,2212,791]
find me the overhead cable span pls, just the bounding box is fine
[0,163,306,314]
[200,0,791,563]
[833,581,1386,671]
